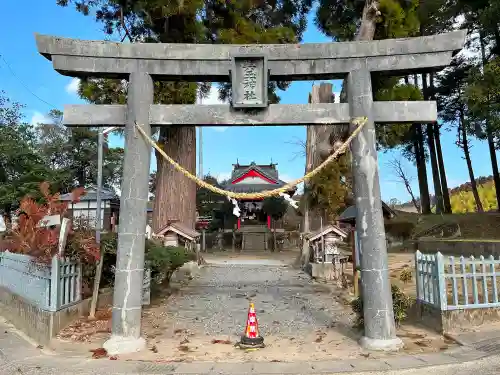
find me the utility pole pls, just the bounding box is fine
[89,126,117,319]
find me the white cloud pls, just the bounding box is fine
[213,127,228,132]
[215,171,231,182]
[65,78,81,95]
[30,111,51,125]
[280,174,293,183]
[279,174,304,195]
[197,85,228,133]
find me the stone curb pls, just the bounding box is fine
[3,318,500,375]
[0,340,496,375]
[0,349,492,375]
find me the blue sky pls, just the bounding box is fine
[0,1,497,203]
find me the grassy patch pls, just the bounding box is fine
[389,212,500,240]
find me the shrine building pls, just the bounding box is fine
[221,161,296,230]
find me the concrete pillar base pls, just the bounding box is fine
[103,335,146,355]
[359,336,404,352]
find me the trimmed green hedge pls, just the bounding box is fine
[74,232,195,298]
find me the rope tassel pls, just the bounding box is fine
[134,117,367,200]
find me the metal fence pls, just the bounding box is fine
[0,251,81,311]
[415,250,500,311]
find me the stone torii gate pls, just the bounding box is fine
[35,30,465,354]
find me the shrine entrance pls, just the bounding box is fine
[35,30,466,355]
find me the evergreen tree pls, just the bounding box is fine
[435,57,484,212]
[34,109,124,192]
[57,0,313,231]
[196,175,224,217]
[453,0,500,211]
[0,92,51,225]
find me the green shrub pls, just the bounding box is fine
[77,232,195,297]
[145,239,195,286]
[351,284,414,329]
[399,267,413,284]
[385,221,416,240]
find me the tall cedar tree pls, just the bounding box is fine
[454,0,500,211]
[315,0,461,214]
[57,0,312,231]
[435,57,484,212]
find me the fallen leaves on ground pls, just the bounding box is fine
[315,330,327,343]
[57,308,112,342]
[211,339,232,344]
[90,347,108,359]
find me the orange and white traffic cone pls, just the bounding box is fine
[238,302,265,349]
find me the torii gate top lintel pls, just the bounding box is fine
[35,30,466,128]
[35,30,466,82]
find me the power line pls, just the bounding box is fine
[0,53,57,109]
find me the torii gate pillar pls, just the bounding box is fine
[348,68,400,349]
[104,72,153,354]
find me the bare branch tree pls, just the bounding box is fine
[387,157,421,213]
[284,137,306,161]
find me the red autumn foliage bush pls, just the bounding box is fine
[0,182,100,264]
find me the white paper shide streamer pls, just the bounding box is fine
[228,196,241,217]
[279,192,298,209]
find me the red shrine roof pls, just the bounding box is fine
[222,162,296,196]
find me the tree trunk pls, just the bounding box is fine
[434,124,452,213]
[429,72,452,213]
[303,83,335,233]
[422,73,443,213]
[302,119,314,234]
[479,31,500,212]
[152,126,197,232]
[414,125,431,214]
[273,219,277,252]
[459,110,483,212]
[426,123,444,213]
[355,0,380,41]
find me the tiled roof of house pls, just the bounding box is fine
[59,186,118,201]
[337,201,396,223]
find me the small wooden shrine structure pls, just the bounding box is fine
[155,221,200,251]
[308,225,348,263]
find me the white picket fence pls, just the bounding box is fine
[0,251,81,311]
[416,250,500,310]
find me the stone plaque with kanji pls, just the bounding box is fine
[231,54,268,108]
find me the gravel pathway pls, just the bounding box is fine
[155,264,354,338]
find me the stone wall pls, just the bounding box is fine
[0,286,112,345]
[416,240,500,257]
[415,302,500,333]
